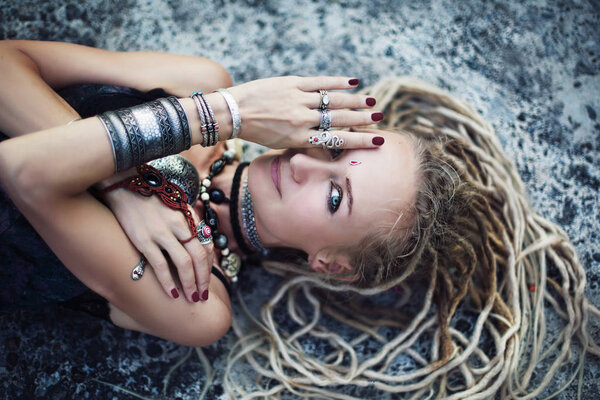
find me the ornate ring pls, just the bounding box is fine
[131,257,147,281]
[308,130,344,149]
[319,90,330,110]
[319,109,332,130]
[196,220,213,245]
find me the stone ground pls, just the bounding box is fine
[0,0,598,398]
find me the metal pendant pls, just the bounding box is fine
[222,253,241,282]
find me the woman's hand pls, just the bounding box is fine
[226,76,384,149]
[102,187,213,303]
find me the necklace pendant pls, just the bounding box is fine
[222,253,241,282]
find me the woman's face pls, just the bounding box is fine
[248,131,419,260]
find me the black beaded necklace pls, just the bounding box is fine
[199,149,243,281]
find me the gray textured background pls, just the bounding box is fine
[0,0,599,398]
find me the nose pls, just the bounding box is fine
[289,152,331,184]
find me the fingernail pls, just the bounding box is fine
[372,136,385,146]
[366,97,376,106]
[201,290,209,301]
[192,291,200,302]
[171,288,179,299]
[371,112,384,122]
[348,78,359,86]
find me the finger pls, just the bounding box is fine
[143,245,180,300]
[303,92,377,110]
[298,76,361,92]
[183,236,213,302]
[314,109,384,129]
[307,129,386,149]
[159,237,199,303]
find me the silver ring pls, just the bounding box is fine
[131,257,147,281]
[319,90,330,110]
[308,130,344,149]
[319,109,332,130]
[196,220,213,245]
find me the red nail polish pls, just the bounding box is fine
[171,288,179,299]
[201,290,209,301]
[192,291,200,302]
[372,136,385,146]
[366,97,376,106]
[348,78,359,86]
[371,112,384,122]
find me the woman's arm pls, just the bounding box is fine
[0,40,233,302]
[0,109,233,346]
[0,40,232,136]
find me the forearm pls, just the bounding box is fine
[0,94,232,201]
[0,40,233,137]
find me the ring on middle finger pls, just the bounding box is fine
[196,220,213,245]
[319,109,332,130]
[319,89,330,110]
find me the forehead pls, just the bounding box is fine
[342,132,418,232]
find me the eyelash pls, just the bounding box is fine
[328,181,343,214]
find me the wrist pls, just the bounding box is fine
[179,94,233,146]
[94,167,137,191]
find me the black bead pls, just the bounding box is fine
[213,232,228,249]
[205,207,219,229]
[223,152,235,163]
[209,188,228,204]
[210,159,226,175]
[142,172,161,187]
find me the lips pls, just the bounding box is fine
[271,156,281,197]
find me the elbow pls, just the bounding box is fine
[213,62,233,89]
[0,141,52,207]
[195,59,234,91]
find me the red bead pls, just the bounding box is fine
[202,225,212,237]
[528,284,536,292]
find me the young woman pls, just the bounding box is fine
[0,41,596,398]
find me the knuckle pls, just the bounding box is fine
[153,260,169,271]
[179,255,193,269]
[137,236,153,249]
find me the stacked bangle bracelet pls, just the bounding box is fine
[98,90,238,172]
[216,88,242,139]
[98,96,191,172]
[191,90,220,147]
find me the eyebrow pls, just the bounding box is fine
[346,177,353,215]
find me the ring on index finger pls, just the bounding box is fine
[196,220,213,245]
[308,130,344,149]
[319,109,332,130]
[319,90,330,110]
